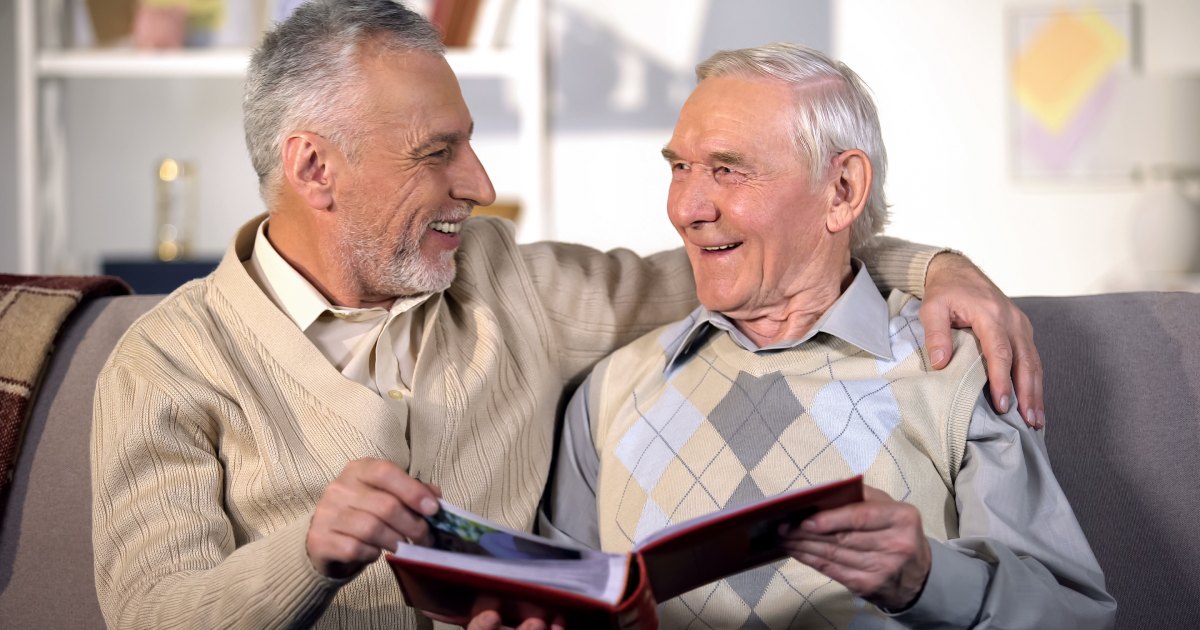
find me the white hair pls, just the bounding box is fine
[697,43,889,248]
[242,0,444,201]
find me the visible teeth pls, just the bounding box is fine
[430,221,461,234]
[702,243,740,251]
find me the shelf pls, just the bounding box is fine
[38,48,250,78]
[35,47,519,80]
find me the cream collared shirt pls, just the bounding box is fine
[242,218,430,403]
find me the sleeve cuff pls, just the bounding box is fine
[248,514,349,622]
[887,538,987,628]
[856,236,959,298]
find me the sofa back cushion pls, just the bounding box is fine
[1018,292,1200,629]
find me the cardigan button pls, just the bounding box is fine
[387,389,404,400]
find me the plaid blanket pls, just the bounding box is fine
[0,274,130,503]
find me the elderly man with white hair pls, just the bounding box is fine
[543,43,1116,629]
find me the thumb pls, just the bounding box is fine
[918,299,954,370]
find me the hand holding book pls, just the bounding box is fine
[779,484,933,612]
[306,458,441,580]
[387,476,863,629]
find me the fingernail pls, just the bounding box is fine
[930,349,945,366]
[996,394,1010,414]
[420,497,439,515]
[1036,408,1046,429]
[801,518,818,532]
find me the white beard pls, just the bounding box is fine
[335,210,459,298]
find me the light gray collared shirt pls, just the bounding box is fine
[542,263,1116,628]
[664,259,895,367]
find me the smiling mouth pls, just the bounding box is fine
[700,242,742,252]
[430,221,462,235]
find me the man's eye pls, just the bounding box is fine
[713,166,746,184]
[672,162,689,171]
[427,148,451,160]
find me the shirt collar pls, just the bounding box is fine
[247,218,431,331]
[663,260,894,372]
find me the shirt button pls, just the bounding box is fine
[388,390,404,400]
[333,312,348,319]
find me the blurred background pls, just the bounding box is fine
[3,0,1198,296]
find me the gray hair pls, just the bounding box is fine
[697,43,888,249]
[243,0,444,201]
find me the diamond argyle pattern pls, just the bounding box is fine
[597,292,981,629]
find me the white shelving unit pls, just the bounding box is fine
[15,0,550,274]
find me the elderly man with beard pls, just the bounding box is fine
[542,43,1115,629]
[92,2,1046,629]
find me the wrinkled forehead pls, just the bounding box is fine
[670,75,799,161]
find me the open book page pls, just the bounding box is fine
[630,476,863,601]
[393,499,629,604]
[633,477,861,550]
[393,545,630,604]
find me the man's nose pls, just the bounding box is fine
[451,144,496,207]
[669,176,719,227]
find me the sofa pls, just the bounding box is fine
[1,291,1198,628]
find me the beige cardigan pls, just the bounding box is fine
[91,215,940,629]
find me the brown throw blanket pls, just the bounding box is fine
[0,274,130,502]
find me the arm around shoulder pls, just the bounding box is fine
[858,233,1046,428]
[524,242,697,345]
[853,235,951,298]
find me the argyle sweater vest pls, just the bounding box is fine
[590,292,986,629]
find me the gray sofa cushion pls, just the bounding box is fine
[0,295,162,629]
[1017,292,1200,629]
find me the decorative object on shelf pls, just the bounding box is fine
[154,158,198,262]
[84,0,138,45]
[132,0,224,48]
[80,0,236,49]
[132,2,187,49]
[411,0,513,49]
[432,0,482,47]
[1008,3,1141,180]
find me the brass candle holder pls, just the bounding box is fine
[154,158,197,262]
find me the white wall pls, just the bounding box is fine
[833,0,1200,295]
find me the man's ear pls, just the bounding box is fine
[826,149,872,234]
[281,131,336,210]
